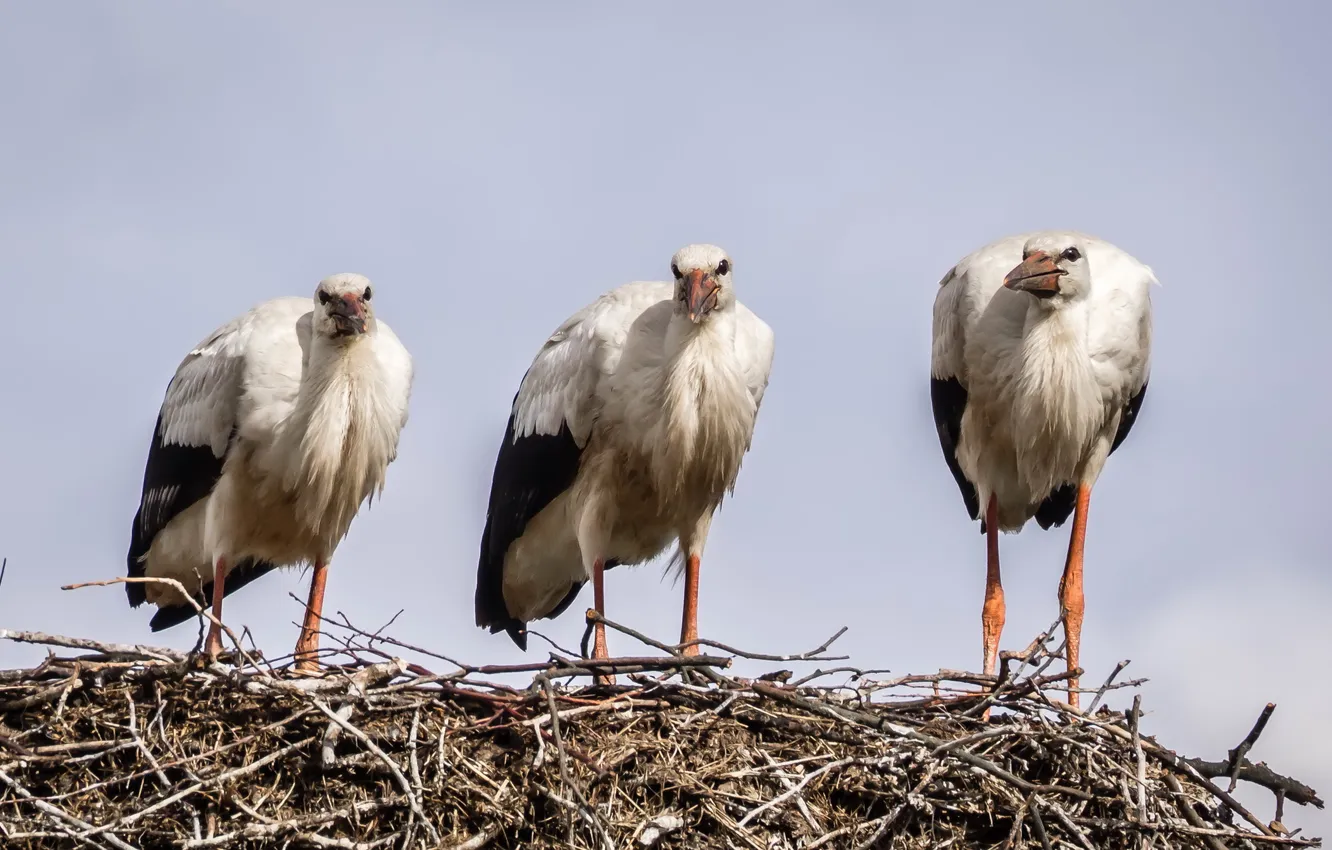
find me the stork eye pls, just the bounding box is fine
[671,263,682,279]
[716,259,730,275]
[363,286,372,300]
[1061,247,1082,262]
[318,290,331,304]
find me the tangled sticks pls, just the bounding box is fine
[0,616,1322,850]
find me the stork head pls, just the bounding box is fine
[670,243,735,323]
[1004,233,1091,307]
[313,273,376,339]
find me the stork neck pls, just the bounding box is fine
[277,332,394,542]
[283,335,379,441]
[647,308,753,506]
[1023,299,1089,354]
[301,335,372,389]
[664,309,735,362]
[1017,299,1098,430]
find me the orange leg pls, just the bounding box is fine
[1060,484,1091,708]
[981,495,1005,680]
[591,557,613,684]
[679,554,702,657]
[294,559,329,674]
[205,557,228,661]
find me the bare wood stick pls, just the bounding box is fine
[850,764,943,850]
[588,612,737,688]
[1028,799,1054,850]
[0,665,81,711]
[751,680,1094,801]
[77,736,319,836]
[0,767,136,850]
[1182,756,1323,809]
[538,675,613,850]
[1087,659,1132,714]
[59,577,252,664]
[1164,773,1229,850]
[757,748,823,833]
[1227,702,1276,793]
[310,699,439,845]
[736,757,854,828]
[438,827,501,850]
[0,629,185,662]
[682,626,850,662]
[1044,800,1097,850]
[1001,794,1033,850]
[1131,694,1148,824]
[1049,698,1323,809]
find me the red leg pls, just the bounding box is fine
[1060,485,1090,708]
[981,495,1005,680]
[294,559,329,674]
[591,557,613,684]
[679,554,701,657]
[205,557,228,661]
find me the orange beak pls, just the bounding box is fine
[1003,251,1065,297]
[683,269,720,323]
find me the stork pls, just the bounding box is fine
[475,244,775,667]
[126,274,414,672]
[930,231,1154,707]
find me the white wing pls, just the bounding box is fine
[158,319,249,456]
[1085,239,1155,401]
[511,281,673,445]
[371,319,415,461]
[930,234,1031,384]
[734,302,776,411]
[129,297,309,596]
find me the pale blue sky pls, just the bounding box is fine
[1,2,1328,835]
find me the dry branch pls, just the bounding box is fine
[0,620,1321,850]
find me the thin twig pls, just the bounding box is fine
[311,699,439,845]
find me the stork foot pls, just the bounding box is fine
[592,626,614,686]
[583,608,615,685]
[203,629,224,664]
[587,558,615,685]
[293,640,323,676]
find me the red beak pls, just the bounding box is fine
[329,293,367,335]
[1003,251,1065,297]
[683,269,719,323]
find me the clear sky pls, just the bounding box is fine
[1,1,1328,836]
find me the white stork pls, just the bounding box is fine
[930,231,1154,707]
[475,244,775,666]
[126,274,414,671]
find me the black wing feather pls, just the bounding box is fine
[1034,380,1149,530]
[530,554,625,633]
[930,377,981,527]
[1110,379,1148,454]
[126,411,228,607]
[475,396,585,650]
[1034,483,1077,530]
[126,408,278,624]
[146,559,278,630]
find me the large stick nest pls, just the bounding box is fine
[0,615,1323,850]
